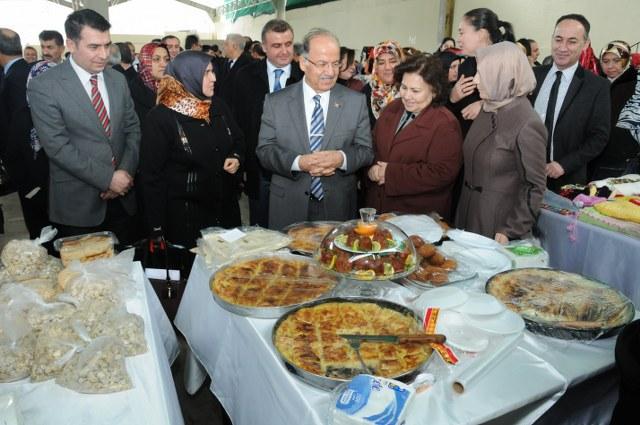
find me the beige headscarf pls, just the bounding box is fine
[476,41,536,112]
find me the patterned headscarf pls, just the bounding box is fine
[26,60,57,155]
[617,70,640,143]
[138,42,166,92]
[475,42,536,113]
[158,51,213,123]
[157,77,211,123]
[369,40,404,120]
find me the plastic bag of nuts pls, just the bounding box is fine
[0,240,49,282]
[56,336,132,393]
[30,333,81,382]
[93,309,147,356]
[0,308,35,382]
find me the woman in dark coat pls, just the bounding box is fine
[139,51,244,248]
[365,55,462,220]
[128,43,170,125]
[590,41,639,180]
[455,42,546,244]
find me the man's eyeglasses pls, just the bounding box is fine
[304,57,340,71]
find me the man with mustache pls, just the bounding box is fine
[257,28,374,230]
[28,9,140,244]
[39,30,65,64]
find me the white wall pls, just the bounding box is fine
[452,0,640,60]
[214,0,443,52]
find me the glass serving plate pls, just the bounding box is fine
[315,208,417,281]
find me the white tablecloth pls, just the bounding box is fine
[0,262,184,425]
[175,255,621,425]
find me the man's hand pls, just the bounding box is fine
[100,190,119,200]
[299,151,344,176]
[545,161,565,179]
[223,158,240,174]
[450,75,476,103]
[461,100,483,120]
[109,170,133,196]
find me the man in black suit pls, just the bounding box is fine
[217,33,251,107]
[232,19,303,227]
[0,28,50,238]
[530,14,610,190]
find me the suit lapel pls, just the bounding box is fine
[323,88,344,149]
[59,62,109,142]
[557,66,585,123]
[287,83,310,152]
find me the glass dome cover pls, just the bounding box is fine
[315,208,417,281]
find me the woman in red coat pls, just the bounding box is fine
[365,54,463,220]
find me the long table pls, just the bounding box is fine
[537,208,640,306]
[0,262,184,425]
[175,254,622,425]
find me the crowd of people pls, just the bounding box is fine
[1,7,639,259]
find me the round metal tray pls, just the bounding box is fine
[283,221,341,256]
[271,297,432,390]
[485,268,635,340]
[210,252,338,319]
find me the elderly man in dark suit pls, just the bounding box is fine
[217,33,252,107]
[28,9,140,244]
[232,19,304,227]
[257,28,374,230]
[530,14,610,190]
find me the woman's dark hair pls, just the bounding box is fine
[251,41,265,58]
[438,37,456,50]
[393,54,449,107]
[517,38,531,56]
[116,42,132,64]
[340,47,356,69]
[463,8,515,44]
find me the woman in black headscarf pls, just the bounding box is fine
[139,51,244,249]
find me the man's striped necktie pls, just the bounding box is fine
[309,95,325,201]
[90,74,111,137]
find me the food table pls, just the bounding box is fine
[537,208,640,307]
[0,262,184,425]
[175,251,625,425]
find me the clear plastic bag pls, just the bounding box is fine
[0,308,35,382]
[92,308,147,356]
[198,226,291,266]
[0,240,48,282]
[25,301,76,332]
[56,250,136,303]
[56,336,132,394]
[72,298,118,335]
[30,332,81,382]
[17,278,59,302]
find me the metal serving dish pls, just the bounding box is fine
[271,297,432,390]
[283,221,341,256]
[210,252,338,319]
[486,268,635,340]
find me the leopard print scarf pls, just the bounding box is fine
[157,76,211,123]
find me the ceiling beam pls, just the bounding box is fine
[173,0,217,21]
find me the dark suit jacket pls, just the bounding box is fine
[216,53,252,107]
[529,64,610,187]
[0,58,30,184]
[365,99,463,220]
[256,81,374,230]
[231,59,303,197]
[28,60,140,227]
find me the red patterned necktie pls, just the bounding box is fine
[90,74,111,137]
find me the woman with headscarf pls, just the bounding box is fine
[590,41,639,180]
[128,42,170,124]
[448,8,515,136]
[365,54,462,220]
[455,42,546,244]
[361,40,404,128]
[139,51,244,249]
[437,50,465,84]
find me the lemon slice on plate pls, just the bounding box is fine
[354,269,376,280]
